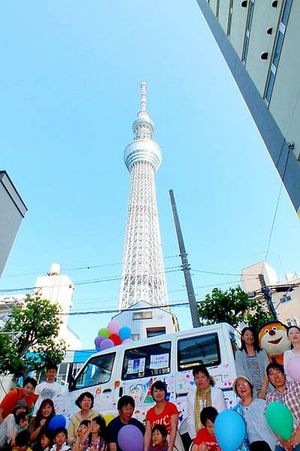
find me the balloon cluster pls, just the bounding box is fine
[94,320,132,351]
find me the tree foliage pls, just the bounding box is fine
[0,295,66,377]
[197,286,273,330]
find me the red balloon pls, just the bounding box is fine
[109,333,122,345]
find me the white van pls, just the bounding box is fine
[54,323,240,432]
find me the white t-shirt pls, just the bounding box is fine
[33,381,66,414]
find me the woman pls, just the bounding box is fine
[233,375,277,451]
[144,381,184,451]
[82,416,107,451]
[235,327,270,398]
[186,365,226,442]
[0,400,29,449]
[67,393,97,444]
[29,399,55,447]
[284,325,300,382]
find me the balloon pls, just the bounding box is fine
[103,414,115,426]
[119,326,131,341]
[98,327,109,338]
[214,410,246,451]
[118,424,143,451]
[266,402,293,440]
[287,357,300,382]
[109,334,122,346]
[47,414,66,432]
[100,338,114,350]
[122,338,133,344]
[94,336,105,348]
[108,320,121,335]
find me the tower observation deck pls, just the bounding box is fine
[118,82,169,310]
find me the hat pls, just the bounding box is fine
[233,375,253,395]
[15,399,28,409]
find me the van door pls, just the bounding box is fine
[54,351,119,422]
[175,332,222,432]
[120,340,173,422]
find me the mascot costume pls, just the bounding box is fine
[258,320,290,364]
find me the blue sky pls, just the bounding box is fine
[1,0,300,349]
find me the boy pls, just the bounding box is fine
[50,427,71,451]
[192,407,220,451]
[34,363,66,414]
[12,430,32,451]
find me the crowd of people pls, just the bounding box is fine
[0,325,299,451]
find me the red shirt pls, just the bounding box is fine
[0,388,38,419]
[194,428,220,451]
[146,401,178,435]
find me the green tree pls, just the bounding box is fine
[197,286,273,330]
[0,295,66,378]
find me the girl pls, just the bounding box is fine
[149,425,168,451]
[82,416,107,451]
[29,399,55,445]
[284,325,300,382]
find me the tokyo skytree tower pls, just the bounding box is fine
[118,82,169,310]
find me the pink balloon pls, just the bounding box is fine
[122,338,133,344]
[287,357,300,382]
[107,320,121,335]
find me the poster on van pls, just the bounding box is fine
[127,357,146,374]
[150,353,169,370]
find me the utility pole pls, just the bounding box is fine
[258,273,277,319]
[169,189,201,327]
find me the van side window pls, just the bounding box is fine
[73,353,115,390]
[177,333,221,371]
[122,341,171,380]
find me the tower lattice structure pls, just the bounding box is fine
[119,82,169,310]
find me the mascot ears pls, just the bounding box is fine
[258,321,290,364]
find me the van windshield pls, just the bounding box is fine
[177,332,220,370]
[73,352,116,389]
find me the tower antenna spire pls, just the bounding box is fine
[140,81,147,112]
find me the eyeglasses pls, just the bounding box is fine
[236,381,250,388]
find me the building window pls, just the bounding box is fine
[242,0,255,63]
[281,0,293,25]
[264,0,293,104]
[133,311,153,320]
[177,332,221,371]
[122,341,171,380]
[146,326,166,338]
[227,0,233,36]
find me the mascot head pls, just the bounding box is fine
[258,321,290,364]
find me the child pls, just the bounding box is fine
[149,425,168,451]
[50,428,71,451]
[71,420,91,451]
[34,428,53,451]
[83,416,107,451]
[192,407,220,451]
[12,430,32,451]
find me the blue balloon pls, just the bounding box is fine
[47,414,66,432]
[214,410,246,451]
[118,424,143,451]
[119,326,131,340]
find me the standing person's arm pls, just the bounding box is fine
[235,350,246,376]
[186,391,196,440]
[168,414,178,451]
[144,420,152,451]
[68,416,77,445]
[258,350,270,399]
[0,408,4,424]
[212,387,226,412]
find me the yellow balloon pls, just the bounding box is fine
[103,414,115,426]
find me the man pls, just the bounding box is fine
[266,362,300,451]
[34,363,66,413]
[0,377,38,423]
[107,395,144,451]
